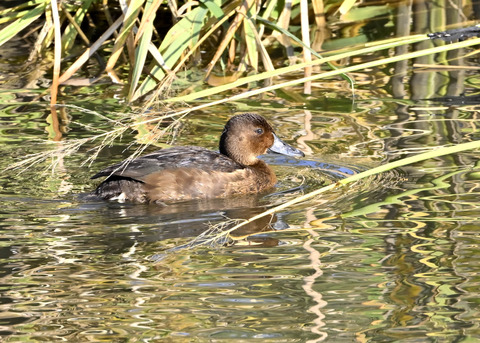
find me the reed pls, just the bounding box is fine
[0,0,407,103]
[184,139,480,249]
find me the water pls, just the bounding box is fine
[3,9,480,343]
[3,98,479,342]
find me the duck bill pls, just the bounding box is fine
[268,133,305,157]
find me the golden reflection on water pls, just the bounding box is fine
[302,209,329,342]
[2,97,480,341]
[1,120,480,342]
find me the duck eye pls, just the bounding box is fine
[255,128,264,135]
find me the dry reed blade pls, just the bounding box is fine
[271,0,293,58]
[61,0,94,51]
[205,0,254,79]
[250,19,274,72]
[128,0,157,101]
[134,0,162,45]
[58,15,124,84]
[105,0,144,75]
[50,0,61,106]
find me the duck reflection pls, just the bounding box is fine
[78,193,283,254]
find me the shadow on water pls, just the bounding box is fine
[73,194,273,250]
[264,154,361,179]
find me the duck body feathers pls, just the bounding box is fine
[91,113,304,205]
[92,146,243,179]
[92,146,275,204]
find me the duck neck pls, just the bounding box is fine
[220,133,256,166]
[219,130,230,157]
[248,159,277,189]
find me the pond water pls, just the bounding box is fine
[2,6,480,343]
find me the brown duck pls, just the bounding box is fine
[92,113,304,204]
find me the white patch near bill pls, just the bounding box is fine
[111,192,127,203]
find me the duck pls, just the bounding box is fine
[92,113,304,204]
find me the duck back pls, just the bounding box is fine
[92,146,250,203]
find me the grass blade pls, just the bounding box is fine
[135,0,162,45]
[0,0,47,17]
[61,0,95,51]
[205,0,254,78]
[243,2,258,70]
[250,18,274,72]
[58,15,125,84]
[132,5,209,100]
[0,9,38,25]
[128,0,156,100]
[337,0,357,15]
[0,3,46,47]
[171,8,236,74]
[105,0,145,73]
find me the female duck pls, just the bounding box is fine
[92,113,304,204]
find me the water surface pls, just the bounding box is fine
[2,7,480,343]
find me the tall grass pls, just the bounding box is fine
[1,0,476,105]
[0,0,398,103]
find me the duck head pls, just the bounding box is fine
[219,113,304,166]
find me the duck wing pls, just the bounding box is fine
[91,146,243,180]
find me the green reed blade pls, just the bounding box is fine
[61,0,94,52]
[0,0,47,17]
[0,3,45,48]
[128,0,156,101]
